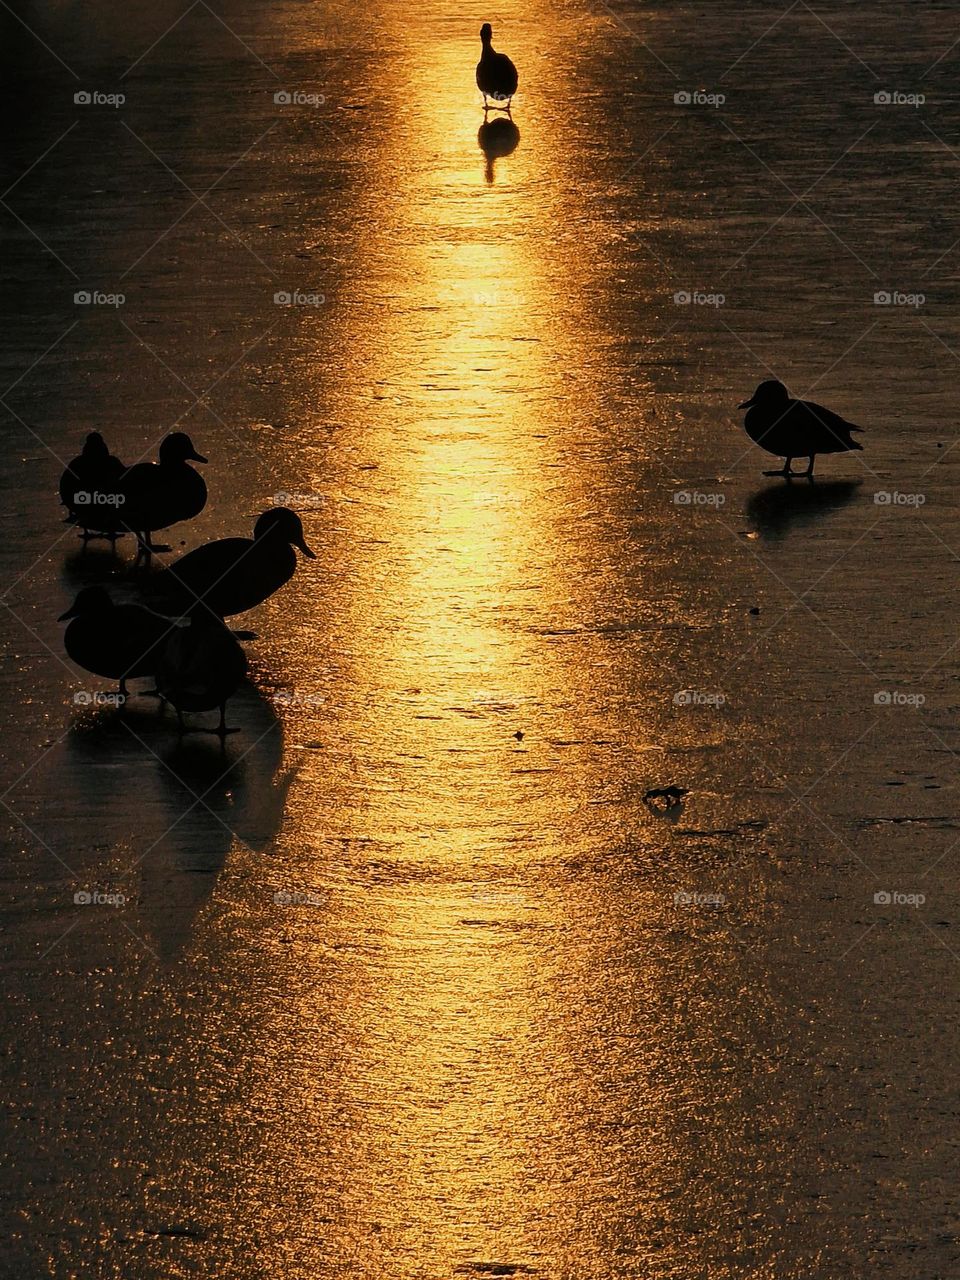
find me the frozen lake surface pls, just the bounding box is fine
[1,1,960,1276]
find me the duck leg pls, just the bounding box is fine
[763,456,795,477]
[215,703,240,738]
[803,455,816,478]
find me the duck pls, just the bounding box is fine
[59,586,174,699]
[119,432,208,564]
[148,507,315,619]
[58,432,126,543]
[155,609,248,738]
[476,23,518,111]
[738,380,864,478]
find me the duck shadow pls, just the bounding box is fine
[63,681,294,960]
[478,117,520,184]
[60,539,131,588]
[746,479,860,540]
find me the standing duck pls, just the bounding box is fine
[148,507,315,619]
[59,432,126,544]
[476,23,518,111]
[59,586,173,699]
[738,380,864,478]
[156,609,248,738]
[119,432,208,564]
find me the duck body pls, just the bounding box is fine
[739,380,863,477]
[59,586,172,696]
[476,23,518,107]
[149,507,316,619]
[119,433,207,560]
[156,612,248,735]
[59,433,126,538]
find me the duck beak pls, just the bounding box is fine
[58,605,78,621]
[738,398,754,409]
[295,534,316,559]
[187,449,208,463]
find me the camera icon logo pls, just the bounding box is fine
[673,290,691,304]
[274,290,292,305]
[74,291,91,305]
[274,90,292,105]
[74,890,92,904]
[674,91,692,105]
[274,890,292,904]
[73,690,92,705]
[874,91,892,105]
[873,691,892,705]
[874,890,892,904]
[873,290,892,305]
[74,91,92,105]
[673,491,692,505]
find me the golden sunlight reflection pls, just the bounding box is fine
[176,10,702,1278]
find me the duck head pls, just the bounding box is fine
[58,585,114,621]
[739,379,789,410]
[159,432,207,465]
[82,431,111,460]
[253,507,316,558]
[480,22,493,44]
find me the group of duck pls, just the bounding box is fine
[57,430,315,738]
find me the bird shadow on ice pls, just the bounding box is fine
[63,682,295,960]
[745,479,860,541]
[478,117,520,184]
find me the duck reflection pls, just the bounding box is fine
[61,682,292,959]
[746,479,860,540]
[478,117,520,184]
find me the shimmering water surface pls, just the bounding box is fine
[2,2,960,1277]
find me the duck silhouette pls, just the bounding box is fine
[59,432,126,544]
[149,507,315,619]
[119,432,207,564]
[477,22,518,112]
[156,610,249,738]
[59,585,174,699]
[738,380,864,478]
[478,116,520,183]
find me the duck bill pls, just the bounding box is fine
[738,398,755,409]
[58,606,79,621]
[187,449,208,463]
[295,535,316,559]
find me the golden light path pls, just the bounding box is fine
[174,8,688,1277]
